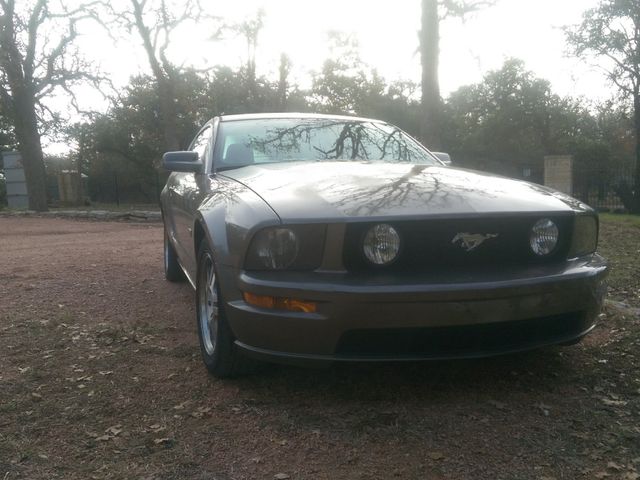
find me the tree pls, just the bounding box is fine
[0,109,15,151]
[311,33,386,115]
[419,0,493,150]
[443,59,611,181]
[444,60,552,172]
[277,53,291,111]
[71,70,211,203]
[102,0,217,152]
[0,0,99,211]
[234,9,264,103]
[566,0,640,212]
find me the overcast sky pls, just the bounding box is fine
[103,0,608,93]
[80,0,608,98]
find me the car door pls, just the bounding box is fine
[168,124,212,274]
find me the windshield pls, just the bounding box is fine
[213,118,440,170]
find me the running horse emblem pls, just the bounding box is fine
[452,232,499,252]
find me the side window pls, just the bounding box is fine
[191,126,211,161]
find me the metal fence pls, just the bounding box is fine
[573,164,636,212]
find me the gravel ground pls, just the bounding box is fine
[0,216,639,480]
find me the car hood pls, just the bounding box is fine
[220,162,588,221]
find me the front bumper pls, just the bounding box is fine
[220,254,608,364]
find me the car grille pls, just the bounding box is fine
[342,215,573,273]
[335,312,587,357]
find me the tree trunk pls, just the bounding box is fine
[277,54,289,111]
[158,77,180,152]
[420,0,442,150]
[12,87,48,211]
[633,91,640,213]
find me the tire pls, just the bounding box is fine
[164,225,185,282]
[195,240,251,378]
[559,337,583,347]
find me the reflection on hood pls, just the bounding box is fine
[222,162,588,221]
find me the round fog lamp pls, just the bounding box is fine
[363,224,400,265]
[530,218,559,256]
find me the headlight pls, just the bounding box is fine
[530,218,559,256]
[569,215,598,257]
[250,228,299,269]
[244,225,326,270]
[363,224,400,265]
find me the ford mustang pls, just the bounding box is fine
[160,113,608,377]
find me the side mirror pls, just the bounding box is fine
[163,151,203,173]
[432,152,452,166]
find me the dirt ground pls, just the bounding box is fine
[1,216,639,480]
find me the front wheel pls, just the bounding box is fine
[164,226,184,282]
[196,241,251,378]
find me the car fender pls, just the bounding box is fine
[192,175,280,297]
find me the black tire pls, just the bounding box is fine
[195,240,252,378]
[559,337,583,347]
[164,225,185,282]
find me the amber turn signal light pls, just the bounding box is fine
[243,292,317,313]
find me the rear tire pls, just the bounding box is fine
[164,226,184,282]
[195,240,252,378]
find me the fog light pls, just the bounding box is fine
[243,292,317,313]
[363,224,400,265]
[530,218,559,256]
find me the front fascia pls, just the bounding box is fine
[224,254,607,359]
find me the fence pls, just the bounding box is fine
[573,164,636,212]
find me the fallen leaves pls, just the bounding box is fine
[153,437,175,448]
[533,403,552,416]
[92,425,124,442]
[487,400,507,410]
[173,400,190,410]
[190,406,212,418]
[601,398,628,407]
[427,452,446,461]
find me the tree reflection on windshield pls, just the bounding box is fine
[214,118,439,167]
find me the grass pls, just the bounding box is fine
[599,212,640,227]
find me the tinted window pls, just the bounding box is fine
[213,118,438,169]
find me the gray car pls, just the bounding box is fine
[160,113,608,377]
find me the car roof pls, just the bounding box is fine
[217,112,385,124]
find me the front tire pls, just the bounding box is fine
[195,240,250,378]
[164,226,184,282]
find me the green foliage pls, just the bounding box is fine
[442,59,628,180]
[72,71,211,203]
[445,60,551,174]
[0,111,16,152]
[565,0,640,212]
[66,42,633,210]
[310,33,386,115]
[565,0,640,98]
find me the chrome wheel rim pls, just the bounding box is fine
[198,253,218,356]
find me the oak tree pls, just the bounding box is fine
[101,0,218,152]
[419,0,494,150]
[0,0,99,210]
[566,0,640,212]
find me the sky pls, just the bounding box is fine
[49,0,610,152]
[82,0,608,99]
